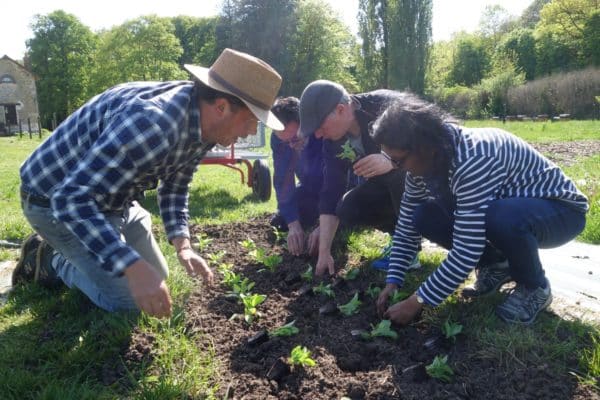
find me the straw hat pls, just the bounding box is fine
[184,48,283,130]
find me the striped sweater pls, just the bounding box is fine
[387,126,589,306]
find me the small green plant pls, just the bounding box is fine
[217,262,233,274]
[442,320,463,342]
[344,268,360,281]
[389,289,410,305]
[301,264,313,282]
[338,293,362,316]
[239,238,256,251]
[426,355,454,382]
[249,247,267,263]
[272,226,288,244]
[195,233,213,251]
[262,254,283,272]
[269,320,300,337]
[221,270,242,288]
[361,320,398,340]
[206,250,226,265]
[231,277,255,297]
[336,139,357,162]
[313,282,335,298]
[288,345,317,367]
[240,293,267,324]
[365,283,381,298]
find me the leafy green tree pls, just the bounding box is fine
[582,10,600,65]
[518,0,551,28]
[89,16,185,94]
[171,16,220,66]
[27,10,96,127]
[357,0,386,89]
[448,34,489,86]
[497,28,537,80]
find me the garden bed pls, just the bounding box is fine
[124,216,598,400]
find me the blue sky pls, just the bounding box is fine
[2,0,529,60]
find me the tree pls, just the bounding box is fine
[89,16,185,94]
[497,28,537,80]
[357,0,386,89]
[448,34,489,86]
[582,10,600,65]
[518,0,551,28]
[171,16,220,66]
[27,10,96,127]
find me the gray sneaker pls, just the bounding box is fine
[496,279,552,325]
[462,260,511,298]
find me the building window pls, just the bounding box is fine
[0,74,16,84]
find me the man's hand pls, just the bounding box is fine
[353,153,393,178]
[376,283,398,316]
[383,294,423,325]
[287,220,305,256]
[315,251,335,276]
[125,259,172,318]
[307,226,320,256]
[177,248,214,285]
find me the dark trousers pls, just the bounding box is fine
[413,197,587,289]
[336,169,405,234]
[270,186,320,231]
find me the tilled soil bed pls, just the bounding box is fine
[159,217,600,400]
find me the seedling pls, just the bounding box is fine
[195,233,213,251]
[361,319,398,340]
[239,238,256,251]
[336,139,358,162]
[272,226,288,244]
[338,293,362,316]
[313,282,335,298]
[365,283,382,298]
[217,262,233,274]
[442,320,463,342]
[221,270,242,288]
[249,247,267,263]
[269,320,300,337]
[301,265,313,282]
[231,277,255,297]
[288,345,316,367]
[206,250,226,265]
[343,268,360,281]
[240,293,267,324]
[389,289,410,305]
[425,355,454,382]
[262,254,282,272]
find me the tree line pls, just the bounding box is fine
[23,0,599,128]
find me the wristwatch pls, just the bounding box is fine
[415,292,426,305]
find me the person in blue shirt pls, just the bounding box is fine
[372,97,588,325]
[13,49,284,318]
[269,97,324,255]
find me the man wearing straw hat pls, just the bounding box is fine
[14,48,283,318]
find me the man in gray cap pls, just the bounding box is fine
[15,48,283,318]
[299,80,419,276]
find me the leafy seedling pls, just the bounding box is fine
[313,282,335,298]
[361,319,398,340]
[221,270,242,288]
[240,293,267,324]
[249,247,267,263]
[239,238,256,251]
[365,283,382,298]
[272,226,288,244]
[288,345,317,368]
[206,250,226,265]
[231,277,255,297]
[336,139,358,162]
[301,265,313,282]
[425,355,454,382]
[389,289,410,305]
[217,262,233,274]
[338,293,362,316]
[343,268,360,281]
[269,320,300,337]
[262,254,282,272]
[195,233,213,252]
[442,320,463,342]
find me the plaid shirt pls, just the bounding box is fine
[20,81,213,276]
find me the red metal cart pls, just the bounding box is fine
[200,124,272,201]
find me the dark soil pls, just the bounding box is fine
[531,140,600,166]
[124,217,598,400]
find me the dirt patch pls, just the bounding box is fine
[531,140,600,166]
[126,217,599,400]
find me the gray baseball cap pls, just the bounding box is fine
[299,80,346,137]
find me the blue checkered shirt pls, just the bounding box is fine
[20,81,213,276]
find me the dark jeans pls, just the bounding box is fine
[336,169,405,234]
[270,186,320,231]
[413,197,587,289]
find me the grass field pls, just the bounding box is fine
[0,120,599,398]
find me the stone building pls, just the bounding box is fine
[0,55,40,135]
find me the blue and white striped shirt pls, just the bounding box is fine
[20,81,213,276]
[387,126,589,306]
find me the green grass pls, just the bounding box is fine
[464,119,599,143]
[1,120,599,397]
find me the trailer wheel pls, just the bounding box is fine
[252,159,271,201]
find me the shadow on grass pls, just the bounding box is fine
[0,284,147,398]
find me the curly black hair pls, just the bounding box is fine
[270,97,300,126]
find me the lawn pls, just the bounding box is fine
[0,120,598,398]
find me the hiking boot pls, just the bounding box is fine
[12,234,61,288]
[11,233,43,285]
[496,279,552,325]
[462,260,511,298]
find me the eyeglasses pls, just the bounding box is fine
[381,150,408,169]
